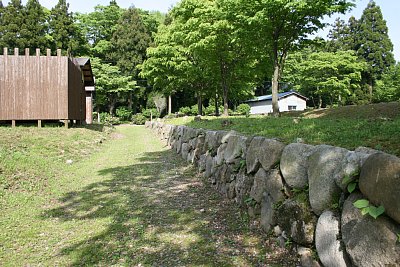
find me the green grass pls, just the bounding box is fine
[166,102,400,156]
[0,125,297,266]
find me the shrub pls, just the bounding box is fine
[204,105,224,116]
[142,108,160,119]
[99,112,120,125]
[116,107,132,121]
[191,105,198,116]
[236,103,251,117]
[179,106,191,116]
[132,113,147,125]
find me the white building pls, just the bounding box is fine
[246,91,307,115]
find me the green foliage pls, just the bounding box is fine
[115,107,132,121]
[142,108,160,119]
[179,106,192,116]
[341,171,360,193]
[132,113,147,125]
[99,112,120,125]
[353,199,385,219]
[356,1,395,84]
[236,104,251,117]
[244,197,257,207]
[204,105,223,116]
[91,57,136,115]
[49,0,87,55]
[283,50,367,106]
[110,7,152,77]
[374,63,400,102]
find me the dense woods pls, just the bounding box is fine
[0,0,398,120]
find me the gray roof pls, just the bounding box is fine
[245,91,308,103]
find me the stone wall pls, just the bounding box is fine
[146,121,400,267]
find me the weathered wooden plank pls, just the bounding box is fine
[0,49,87,122]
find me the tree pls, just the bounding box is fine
[374,63,400,102]
[76,0,123,59]
[91,57,136,115]
[109,7,152,111]
[21,0,49,52]
[0,0,26,52]
[110,7,151,77]
[248,0,353,115]
[355,1,395,98]
[49,0,87,56]
[283,50,366,107]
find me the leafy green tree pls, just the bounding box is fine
[21,0,49,52]
[110,7,151,77]
[76,0,123,59]
[0,0,26,52]
[91,57,136,115]
[138,9,165,41]
[375,63,400,102]
[248,0,353,115]
[109,7,152,110]
[284,50,366,107]
[49,0,87,56]
[355,1,395,97]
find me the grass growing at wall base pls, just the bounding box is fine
[166,102,400,156]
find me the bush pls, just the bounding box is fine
[99,112,120,125]
[178,106,191,116]
[132,113,147,125]
[204,105,224,116]
[116,107,132,121]
[142,108,160,119]
[236,103,251,117]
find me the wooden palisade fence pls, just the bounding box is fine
[0,48,88,128]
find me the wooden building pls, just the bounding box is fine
[0,48,95,127]
[76,58,95,125]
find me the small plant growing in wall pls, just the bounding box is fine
[342,171,360,193]
[342,172,385,219]
[353,199,385,219]
[244,197,257,207]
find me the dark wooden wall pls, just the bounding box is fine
[68,58,86,120]
[0,48,85,121]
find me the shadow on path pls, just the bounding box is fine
[42,148,276,266]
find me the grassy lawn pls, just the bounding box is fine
[0,125,296,266]
[166,102,400,156]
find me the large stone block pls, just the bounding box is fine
[250,168,284,203]
[359,152,400,224]
[224,134,248,164]
[342,193,400,266]
[316,211,350,267]
[308,145,348,215]
[235,170,254,207]
[280,143,315,189]
[246,137,285,174]
[275,199,317,246]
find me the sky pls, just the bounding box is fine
[20,0,399,61]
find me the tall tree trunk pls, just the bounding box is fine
[215,93,219,116]
[222,83,229,117]
[127,92,133,110]
[271,61,280,116]
[220,60,229,117]
[318,94,322,109]
[368,79,373,102]
[97,106,101,123]
[197,94,202,116]
[109,95,116,115]
[168,95,172,115]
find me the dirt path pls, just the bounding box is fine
[3,126,296,266]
